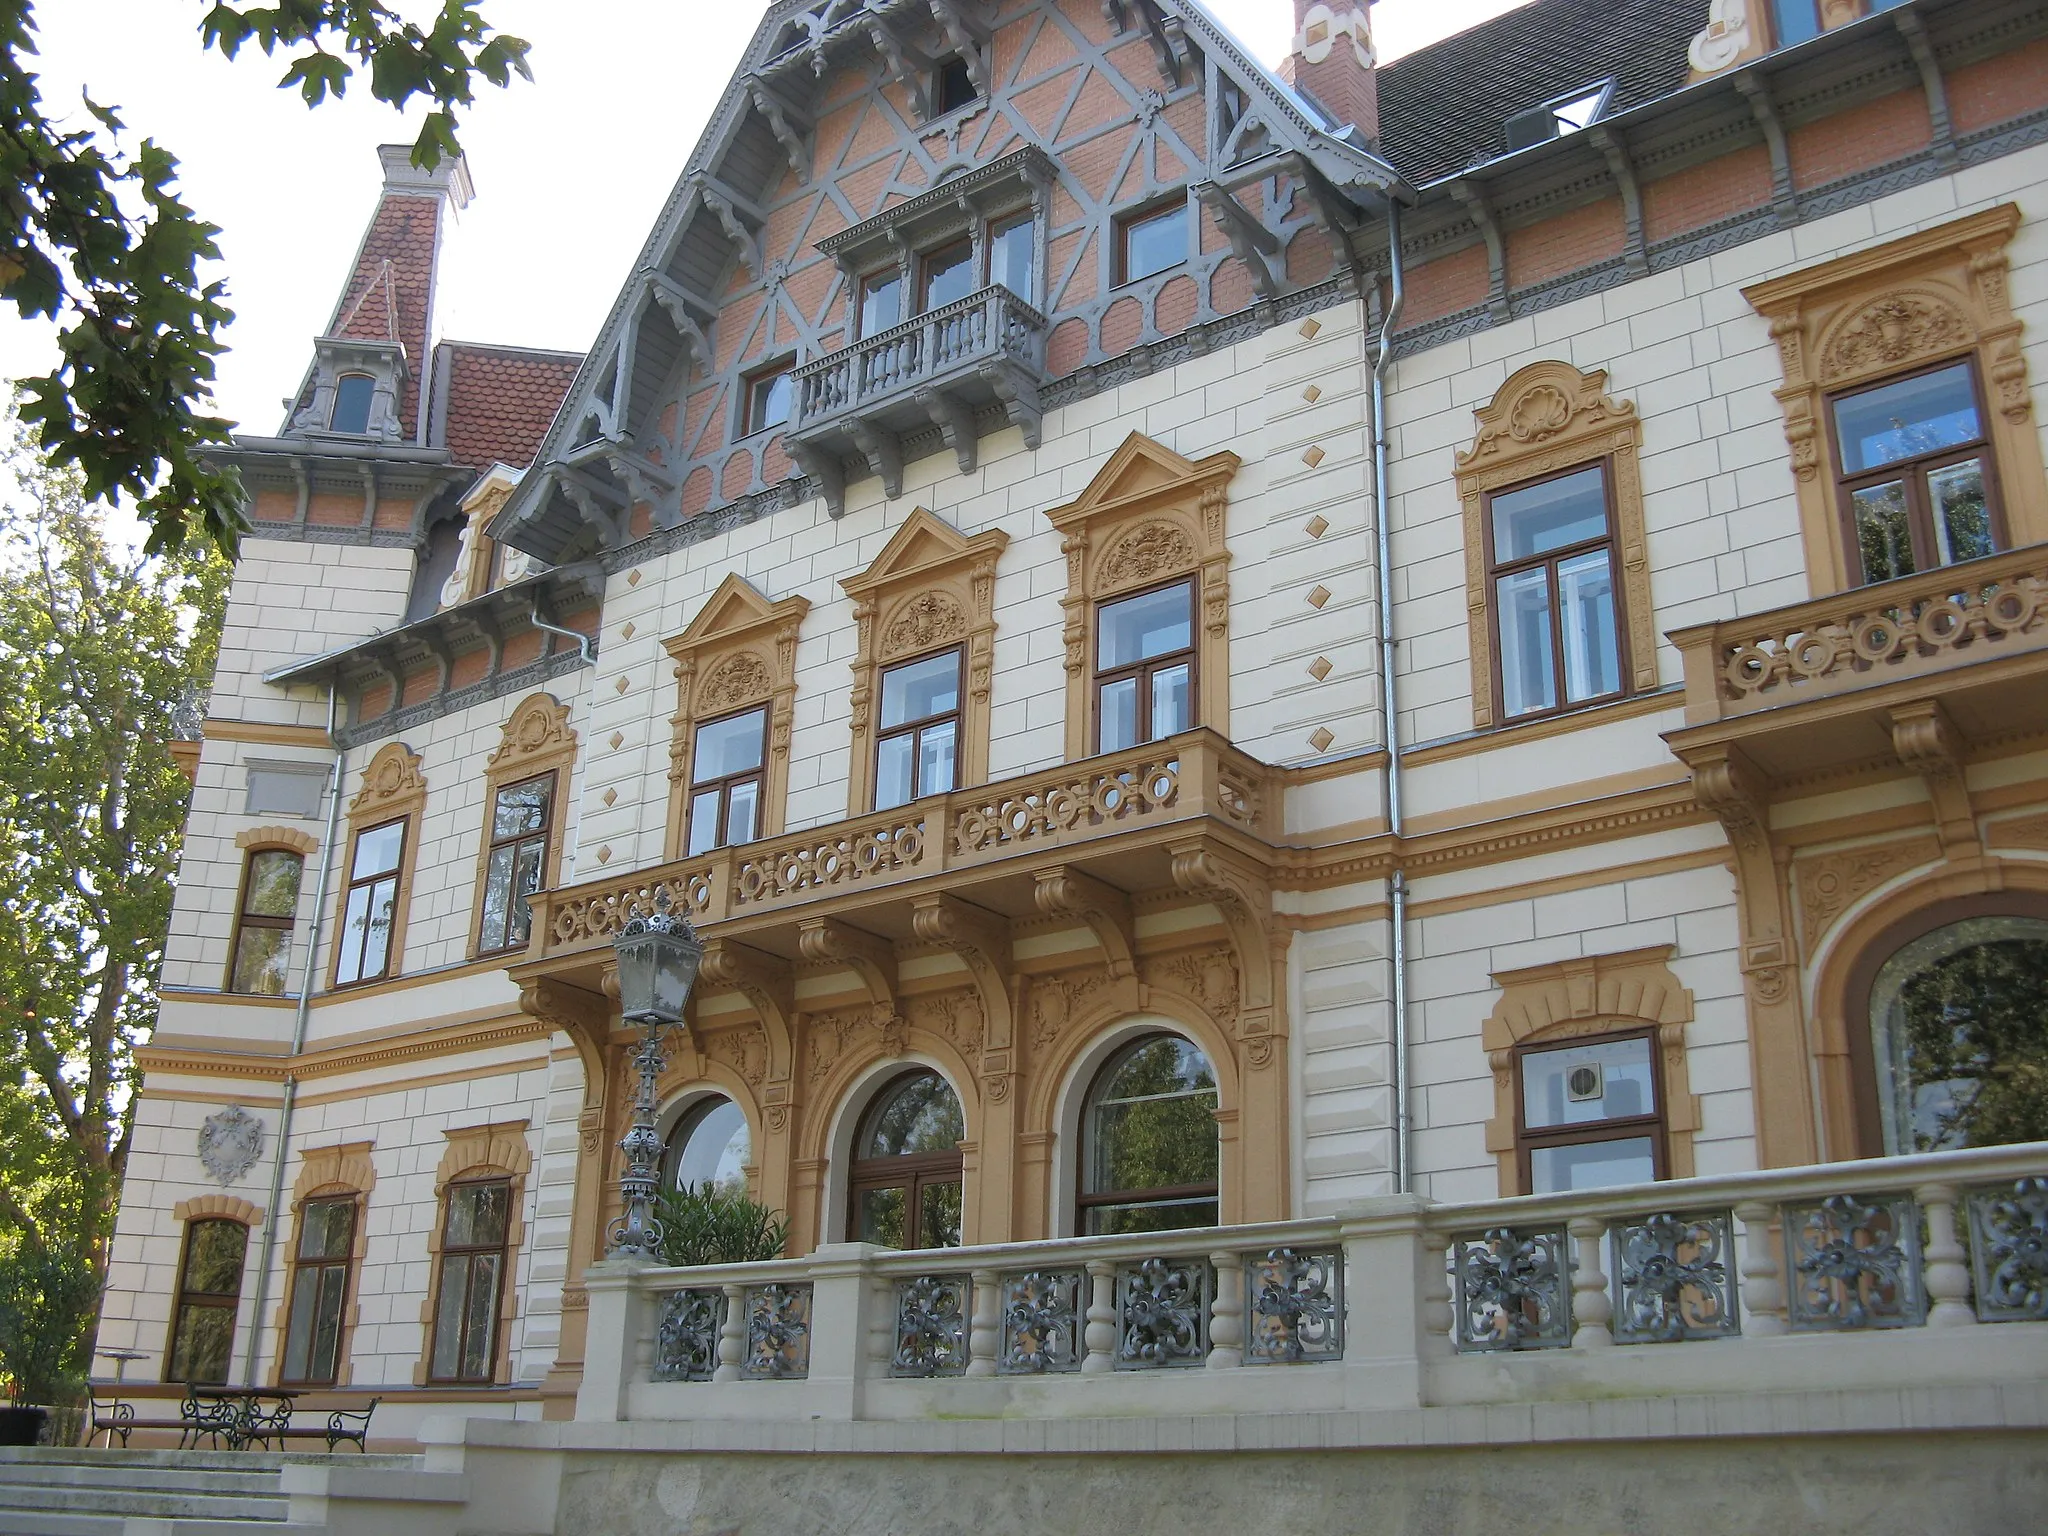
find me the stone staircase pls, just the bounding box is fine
[0,1447,425,1535]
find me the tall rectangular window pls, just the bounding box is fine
[1095,580,1194,752]
[859,271,902,338]
[228,849,302,995]
[477,773,554,956]
[687,707,768,856]
[920,238,977,313]
[875,649,961,810]
[1117,200,1188,285]
[428,1180,510,1385]
[1485,463,1624,721]
[334,818,405,986]
[1831,359,2000,585]
[744,364,793,435]
[1516,1031,1666,1194]
[166,1220,248,1384]
[281,1198,357,1386]
[988,212,1035,303]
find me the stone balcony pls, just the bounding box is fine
[784,284,1051,513]
[574,1143,2048,1427]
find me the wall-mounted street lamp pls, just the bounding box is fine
[606,890,704,1260]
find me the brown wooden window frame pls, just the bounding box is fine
[1115,197,1190,287]
[1092,575,1198,754]
[1512,1025,1670,1196]
[1480,459,1631,726]
[845,1069,965,1252]
[279,1196,358,1387]
[928,52,979,119]
[918,236,977,315]
[1826,354,2006,588]
[332,814,408,989]
[475,770,556,958]
[426,1175,513,1386]
[856,268,903,339]
[685,704,769,857]
[226,847,304,996]
[1075,1031,1221,1237]
[165,1218,249,1385]
[873,645,963,810]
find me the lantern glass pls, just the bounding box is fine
[614,918,703,1024]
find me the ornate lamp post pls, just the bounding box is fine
[606,891,704,1261]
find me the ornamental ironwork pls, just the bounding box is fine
[1245,1249,1343,1364]
[1115,1257,1211,1368]
[1968,1177,2048,1322]
[1451,1226,1570,1352]
[891,1275,970,1377]
[999,1270,1081,1374]
[654,1289,725,1382]
[1785,1192,1925,1330]
[741,1283,812,1379]
[1611,1212,1740,1344]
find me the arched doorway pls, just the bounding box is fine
[846,1069,965,1249]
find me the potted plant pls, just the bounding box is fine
[654,1183,791,1267]
[0,1241,99,1446]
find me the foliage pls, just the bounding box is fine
[654,1184,792,1269]
[0,1236,98,1405]
[1899,934,2048,1150]
[0,408,230,1284]
[0,0,530,555]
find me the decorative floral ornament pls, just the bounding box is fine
[197,1105,266,1186]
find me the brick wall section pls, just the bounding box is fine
[1507,198,1626,289]
[1642,144,1774,246]
[440,346,582,470]
[1949,36,2048,135]
[1401,243,1489,328]
[1788,88,1932,190]
[323,192,441,443]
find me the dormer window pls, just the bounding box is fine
[931,54,977,119]
[1502,79,1614,154]
[330,373,376,435]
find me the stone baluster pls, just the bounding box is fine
[967,1268,1001,1377]
[713,1282,747,1381]
[1567,1216,1614,1348]
[868,1275,899,1376]
[1206,1251,1244,1369]
[1419,1229,1454,1355]
[1733,1200,1788,1337]
[1916,1183,1978,1328]
[1081,1259,1118,1375]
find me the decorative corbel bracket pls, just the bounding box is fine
[1733,72,1797,226]
[1893,10,1956,171]
[927,0,991,96]
[697,938,796,1082]
[867,20,934,120]
[1137,0,1190,85]
[916,385,979,476]
[1447,179,1510,322]
[1164,834,1274,1013]
[746,74,813,181]
[1031,865,1136,981]
[517,977,612,1113]
[1589,125,1648,276]
[796,917,899,1012]
[849,421,905,500]
[693,177,766,282]
[1192,181,1280,301]
[1889,698,1980,858]
[909,893,1015,1046]
[788,441,848,518]
[977,362,1043,451]
[644,271,717,377]
[557,468,633,548]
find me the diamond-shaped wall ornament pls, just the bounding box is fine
[1302,445,1326,468]
[1306,515,1329,540]
[1302,384,1322,403]
[1299,318,1321,339]
[1308,656,1333,681]
[621,622,636,640]
[608,731,625,750]
[601,788,618,808]
[1307,585,1332,609]
[614,676,630,695]
[627,569,643,587]
[1309,727,1335,752]
[596,845,613,864]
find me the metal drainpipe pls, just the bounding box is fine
[241,684,347,1386]
[1370,201,1411,1194]
[530,598,596,667]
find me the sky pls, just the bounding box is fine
[0,0,1532,439]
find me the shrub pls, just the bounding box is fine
[0,1242,98,1407]
[653,1183,790,1268]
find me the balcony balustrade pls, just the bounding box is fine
[531,729,1270,957]
[576,1143,2048,1424]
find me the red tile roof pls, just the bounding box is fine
[322,191,444,439]
[439,343,583,471]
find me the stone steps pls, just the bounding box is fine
[0,1447,422,1535]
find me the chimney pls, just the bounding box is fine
[1287,0,1379,144]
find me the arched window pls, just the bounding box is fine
[330,372,375,434]
[847,1070,964,1250]
[227,848,303,995]
[661,1097,751,1195]
[1867,914,2048,1154]
[1079,1033,1219,1235]
[166,1219,248,1383]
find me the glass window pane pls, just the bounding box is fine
[724,778,760,847]
[748,370,792,434]
[861,273,901,337]
[283,1276,317,1381]
[880,650,960,728]
[1528,1136,1658,1195]
[448,1182,510,1247]
[989,214,1033,300]
[918,1179,963,1249]
[330,374,374,434]
[1123,203,1188,283]
[352,821,404,879]
[183,1222,248,1297]
[505,839,546,947]
[337,885,372,984]
[172,1304,236,1384]
[1089,1036,1219,1196]
[1834,363,1980,474]
[875,733,915,811]
[462,1254,500,1379]
[492,778,551,840]
[231,926,292,996]
[1522,1036,1657,1129]
[670,1098,752,1193]
[1556,549,1619,703]
[311,1266,347,1382]
[357,875,396,979]
[432,1256,469,1378]
[1491,466,1609,563]
[863,1071,965,1156]
[922,240,975,312]
[687,789,723,856]
[857,1185,906,1248]
[1929,457,1992,565]
[693,709,766,781]
[244,851,302,917]
[1098,583,1192,668]
[1083,1197,1219,1237]
[299,1200,355,1260]
[1496,567,1558,717]
[1099,678,1139,753]
[1150,662,1191,741]
[1852,479,1915,583]
[478,844,515,953]
[918,720,957,797]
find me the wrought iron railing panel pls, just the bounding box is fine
[654,1288,727,1382]
[1114,1256,1212,1369]
[1244,1248,1343,1364]
[1968,1177,2048,1323]
[1784,1192,1925,1330]
[740,1282,813,1379]
[998,1269,1082,1375]
[1610,1212,1740,1344]
[1451,1226,1571,1352]
[891,1274,970,1378]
